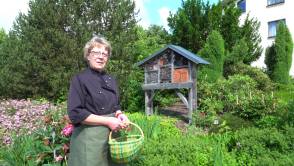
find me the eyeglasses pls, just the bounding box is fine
[90,51,109,58]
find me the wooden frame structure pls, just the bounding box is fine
[137,45,209,123]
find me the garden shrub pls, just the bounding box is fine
[193,110,217,129]
[255,115,281,128]
[198,75,278,121]
[285,100,294,126]
[130,133,237,166]
[131,135,213,166]
[224,63,273,91]
[228,127,294,165]
[153,89,178,108]
[217,113,253,131]
[274,83,294,104]
[123,68,145,113]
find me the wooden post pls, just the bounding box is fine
[188,87,193,124]
[193,65,198,111]
[145,90,154,115]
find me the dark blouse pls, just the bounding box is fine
[67,68,121,125]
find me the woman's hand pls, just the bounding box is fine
[117,114,130,123]
[106,117,123,131]
[117,114,130,129]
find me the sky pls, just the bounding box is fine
[0,0,219,32]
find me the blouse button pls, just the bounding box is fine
[98,90,102,94]
[100,107,105,110]
[108,77,111,80]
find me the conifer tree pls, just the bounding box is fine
[0,0,137,100]
[198,30,225,82]
[265,22,293,84]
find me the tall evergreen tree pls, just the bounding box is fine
[265,43,276,79]
[0,0,137,100]
[227,38,249,64]
[223,38,249,77]
[220,3,241,52]
[168,0,210,53]
[266,22,293,84]
[0,28,6,44]
[168,0,262,68]
[198,30,225,82]
[241,15,262,64]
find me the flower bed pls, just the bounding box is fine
[0,99,63,145]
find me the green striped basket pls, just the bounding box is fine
[108,122,144,163]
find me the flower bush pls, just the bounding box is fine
[0,99,72,165]
[0,99,57,145]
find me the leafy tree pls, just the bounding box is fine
[131,25,170,61]
[121,25,170,111]
[265,22,293,84]
[198,30,225,82]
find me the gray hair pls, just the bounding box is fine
[83,35,112,60]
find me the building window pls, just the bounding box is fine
[237,0,246,12]
[268,19,285,38]
[267,0,285,6]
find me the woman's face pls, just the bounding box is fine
[87,44,109,71]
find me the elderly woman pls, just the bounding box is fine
[67,35,129,166]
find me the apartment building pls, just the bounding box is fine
[237,0,294,76]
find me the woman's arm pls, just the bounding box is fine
[81,114,123,131]
[68,76,92,125]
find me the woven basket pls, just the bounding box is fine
[108,122,144,163]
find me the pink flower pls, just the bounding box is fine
[55,155,63,162]
[62,143,70,153]
[61,124,74,137]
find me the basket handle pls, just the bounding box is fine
[109,122,144,140]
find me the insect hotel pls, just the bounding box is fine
[137,45,209,123]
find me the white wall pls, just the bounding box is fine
[239,0,294,76]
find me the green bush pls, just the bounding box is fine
[219,113,253,131]
[130,132,238,166]
[255,115,281,128]
[131,135,213,166]
[224,63,273,91]
[278,100,294,127]
[198,75,278,121]
[274,83,294,104]
[193,110,217,129]
[123,68,145,112]
[228,127,294,165]
[153,89,177,108]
